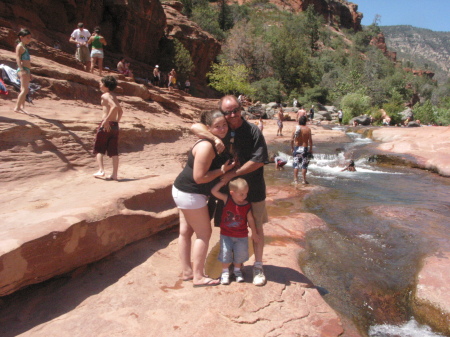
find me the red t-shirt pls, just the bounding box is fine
[220,197,251,238]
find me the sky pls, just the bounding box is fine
[355,0,450,32]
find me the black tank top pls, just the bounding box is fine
[174,139,229,195]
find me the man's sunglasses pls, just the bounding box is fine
[222,107,241,116]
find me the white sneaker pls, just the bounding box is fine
[234,270,244,283]
[253,266,266,286]
[220,271,230,285]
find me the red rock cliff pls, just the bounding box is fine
[233,0,362,31]
[0,0,165,64]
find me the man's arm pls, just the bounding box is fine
[308,132,313,153]
[221,160,264,183]
[190,123,225,153]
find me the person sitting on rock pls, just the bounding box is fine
[211,178,260,285]
[93,76,123,181]
[117,58,134,79]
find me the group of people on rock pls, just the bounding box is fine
[173,95,269,287]
[12,25,352,290]
[69,22,107,76]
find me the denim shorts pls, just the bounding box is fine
[172,185,208,210]
[218,235,249,264]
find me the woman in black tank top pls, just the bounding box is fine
[173,110,235,287]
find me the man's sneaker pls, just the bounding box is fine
[234,270,244,283]
[253,266,266,286]
[220,271,230,285]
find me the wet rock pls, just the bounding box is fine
[413,254,450,335]
[350,115,371,126]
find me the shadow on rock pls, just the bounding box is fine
[0,228,177,337]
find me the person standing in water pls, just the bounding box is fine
[14,29,33,114]
[291,116,313,184]
[276,107,284,136]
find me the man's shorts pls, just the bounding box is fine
[76,45,90,63]
[293,146,310,169]
[251,200,268,228]
[218,235,249,264]
[93,121,119,157]
[277,120,283,128]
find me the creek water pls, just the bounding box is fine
[265,128,450,337]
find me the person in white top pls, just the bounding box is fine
[69,22,91,71]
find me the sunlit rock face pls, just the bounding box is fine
[232,0,362,31]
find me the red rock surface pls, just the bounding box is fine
[371,126,450,176]
[2,36,450,335]
[413,253,450,335]
[0,195,345,336]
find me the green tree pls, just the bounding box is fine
[382,90,404,125]
[192,2,225,40]
[174,39,195,81]
[207,61,255,96]
[250,77,286,103]
[413,100,435,125]
[219,0,234,31]
[221,20,272,81]
[340,92,372,124]
[305,5,321,54]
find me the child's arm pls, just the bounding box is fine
[211,180,228,202]
[247,210,260,243]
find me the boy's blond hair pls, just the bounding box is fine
[229,178,248,192]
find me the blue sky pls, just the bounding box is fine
[356,0,450,32]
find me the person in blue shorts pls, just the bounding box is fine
[212,178,260,285]
[291,116,313,184]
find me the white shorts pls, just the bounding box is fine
[91,49,104,58]
[172,185,208,210]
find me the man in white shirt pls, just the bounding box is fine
[69,22,91,71]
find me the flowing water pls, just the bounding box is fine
[265,128,450,336]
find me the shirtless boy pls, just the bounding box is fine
[296,106,307,122]
[276,107,284,136]
[93,76,123,180]
[291,116,313,184]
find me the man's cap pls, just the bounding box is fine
[155,65,159,68]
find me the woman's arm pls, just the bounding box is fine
[192,142,232,184]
